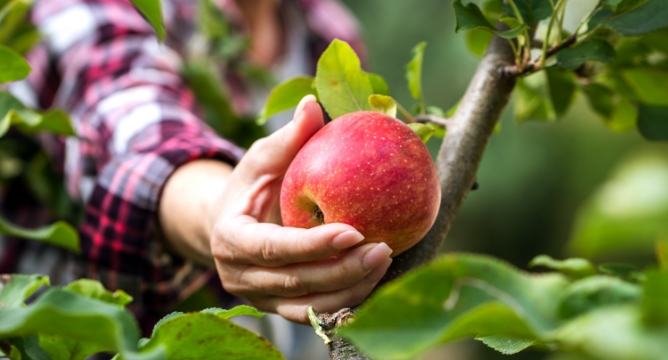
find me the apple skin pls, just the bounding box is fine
[280,111,441,256]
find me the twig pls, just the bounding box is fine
[502,33,577,77]
[415,114,451,128]
[396,103,416,123]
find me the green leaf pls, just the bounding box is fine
[137,312,284,360]
[453,1,528,38]
[0,274,49,309]
[0,45,30,83]
[368,94,397,118]
[637,104,668,141]
[567,153,668,258]
[658,239,668,270]
[514,72,555,122]
[545,67,576,118]
[0,288,161,360]
[407,123,434,144]
[0,0,31,45]
[588,8,614,30]
[465,29,493,57]
[557,38,616,70]
[615,0,649,14]
[256,76,316,125]
[582,83,615,119]
[529,255,597,279]
[200,305,265,319]
[558,276,642,319]
[0,92,76,137]
[641,28,668,55]
[0,215,80,253]
[607,0,668,36]
[129,0,165,41]
[366,72,390,96]
[338,254,569,360]
[643,269,668,326]
[581,83,637,132]
[315,39,373,119]
[11,336,50,360]
[599,263,646,282]
[406,41,426,111]
[507,0,553,23]
[476,336,535,355]
[622,68,668,106]
[65,279,133,307]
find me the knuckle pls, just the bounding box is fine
[259,240,282,266]
[282,274,308,296]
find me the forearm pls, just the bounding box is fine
[159,159,234,268]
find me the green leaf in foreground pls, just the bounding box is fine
[315,39,373,119]
[406,41,426,111]
[368,94,397,118]
[476,336,535,355]
[557,38,616,70]
[529,255,597,279]
[0,274,49,309]
[0,215,80,253]
[129,0,165,40]
[137,312,284,360]
[642,269,668,326]
[637,104,668,141]
[65,279,133,307]
[338,254,569,360]
[201,305,265,319]
[453,0,528,39]
[407,123,434,144]
[0,45,31,83]
[557,276,642,319]
[607,0,668,36]
[256,76,316,125]
[0,288,161,360]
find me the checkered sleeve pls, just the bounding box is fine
[19,0,245,322]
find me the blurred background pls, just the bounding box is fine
[339,0,668,359]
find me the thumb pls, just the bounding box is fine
[239,95,324,179]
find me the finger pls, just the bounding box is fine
[230,242,393,297]
[255,257,393,324]
[238,95,323,181]
[215,215,367,266]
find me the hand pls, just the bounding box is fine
[210,95,393,323]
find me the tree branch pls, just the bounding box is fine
[321,34,517,360]
[502,33,577,77]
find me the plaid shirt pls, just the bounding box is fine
[8,0,364,333]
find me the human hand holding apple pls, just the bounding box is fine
[210,95,393,324]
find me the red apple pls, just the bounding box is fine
[280,111,441,256]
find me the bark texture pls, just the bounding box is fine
[321,34,518,360]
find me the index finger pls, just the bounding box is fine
[213,215,365,267]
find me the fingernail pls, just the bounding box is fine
[362,243,393,271]
[332,230,365,250]
[365,258,392,283]
[295,94,316,116]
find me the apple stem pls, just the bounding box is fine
[313,205,325,224]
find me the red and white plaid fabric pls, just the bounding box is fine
[8,0,365,332]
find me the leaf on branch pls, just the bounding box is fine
[599,263,645,282]
[315,39,373,120]
[129,0,165,41]
[0,45,31,83]
[369,94,397,118]
[140,311,284,360]
[256,76,316,125]
[529,255,597,279]
[0,91,76,137]
[406,42,426,112]
[408,123,434,144]
[622,68,668,107]
[201,305,265,319]
[453,0,528,39]
[558,276,642,319]
[556,38,616,70]
[637,104,668,141]
[505,0,553,23]
[366,71,390,96]
[581,83,637,132]
[465,29,493,57]
[607,0,668,36]
[0,274,49,309]
[476,336,535,355]
[0,215,80,253]
[588,8,614,30]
